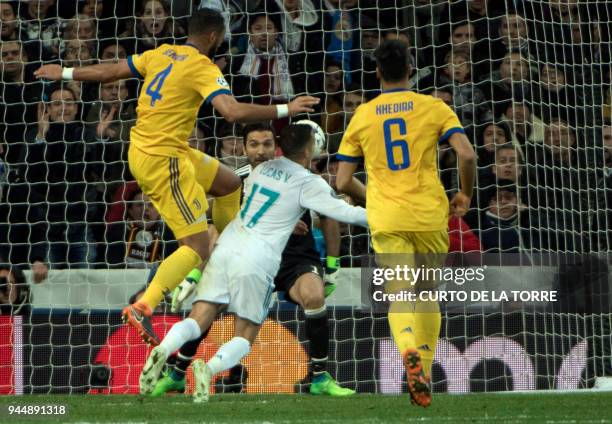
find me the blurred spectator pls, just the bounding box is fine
[0,41,44,164]
[322,0,359,85]
[0,3,19,42]
[104,189,177,268]
[232,14,299,106]
[500,101,545,146]
[0,40,45,266]
[342,86,364,128]
[85,79,136,193]
[356,16,381,93]
[404,0,446,69]
[438,1,506,72]
[524,119,587,251]
[0,263,29,315]
[99,41,128,63]
[197,0,268,39]
[492,144,522,184]
[274,0,323,92]
[420,50,492,133]
[81,0,104,19]
[478,143,526,209]
[532,64,580,126]
[596,122,612,249]
[498,13,529,56]
[473,121,512,167]
[19,0,60,61]
[105,180,140,224]
[188,125,208,154]
[318,60,344,136]
[439,0,505,41]
[121,0,185,54]
[477,182,523,253]
[22,85,100,268]
[482,51,532,111]
[529,0,581,68]
[448,22,476,58]
[430,88,453,106]
[62,39,96,67]
[61,13,97,53]
[448,215,481,253]
[604,122,612,169]
[215,122,247,170]
[0,143,6,201]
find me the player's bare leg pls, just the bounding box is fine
[122,230,210,345]
[171,225,220,313]
[289,273,355,396]
[208,162,242,233]
[193,316,259,403]
[140,300,219,395]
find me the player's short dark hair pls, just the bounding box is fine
[374,39,411,83]
[279,124,314,159]
[242,122,276,144]
[188,8,225,35]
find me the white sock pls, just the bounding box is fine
[206,336,250,375]
[159,318,201,356]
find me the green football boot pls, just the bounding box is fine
[310,372,355,396]
[150,371,185,397]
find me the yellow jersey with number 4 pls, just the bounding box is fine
[337,89,464,233]
[127,43,231,156]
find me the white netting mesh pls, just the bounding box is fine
[0,0,610,395]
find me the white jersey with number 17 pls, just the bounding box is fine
[221,156,367,271]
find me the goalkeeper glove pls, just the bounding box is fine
[324,256,340,298]
[171,268,202,313]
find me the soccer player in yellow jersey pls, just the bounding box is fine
[336,40,476,407]
[34,8,318,345]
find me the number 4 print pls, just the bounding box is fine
[146,63,173,107]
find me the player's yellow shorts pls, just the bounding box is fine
[372,230,449,293]
[128,145,220,239]
[372,230,449,255]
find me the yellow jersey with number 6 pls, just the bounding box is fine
[337,89,464,233]
[127,44,231,156]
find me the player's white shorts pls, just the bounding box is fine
[193,233,277,325]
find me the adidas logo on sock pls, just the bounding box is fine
[417,344,431,351]
[401,327,413,333]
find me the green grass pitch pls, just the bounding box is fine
[1,392,611,423]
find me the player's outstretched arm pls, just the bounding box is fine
[336,161,366,205]
[211,94,319,123]
[300,175,368,228]
[448,132,477,217]
[34,61,133,83]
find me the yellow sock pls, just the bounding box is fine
[212,187,241,233]
[413,300,441,377]
[140,245,202,310]
[388,301,416,355]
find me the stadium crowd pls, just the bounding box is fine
[0,0,611,276]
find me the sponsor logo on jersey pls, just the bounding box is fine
[217,77,230,88]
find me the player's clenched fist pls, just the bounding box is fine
[34,64,63,81]
[288,96,320,115]
[449,192,470,217]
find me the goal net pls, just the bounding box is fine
[0,0,610,395]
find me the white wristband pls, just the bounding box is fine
[62,67,74,80]
[276,104,289,119]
